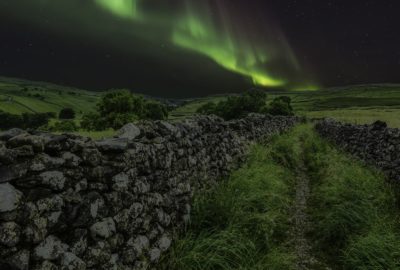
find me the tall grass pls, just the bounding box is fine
[162,125,400,269]
[304,126,400,269]
[161,139,298,270]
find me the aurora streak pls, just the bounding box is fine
[93,0,315,88]
[0,0,318,91]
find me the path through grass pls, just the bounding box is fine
[161,125,400,269]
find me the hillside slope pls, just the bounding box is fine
[0,77,100,117]
[170,84,400,127]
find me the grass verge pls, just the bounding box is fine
[160,137,299,270]
[304,125,400,269]
[161,124,400,269]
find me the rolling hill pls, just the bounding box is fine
[0,77,100,117]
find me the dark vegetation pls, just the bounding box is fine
[196,90,294,120]
[58,108,76,119]
[0,110,51,130]
[81,90,169,131]
[162,125,400,269]
[161,139,296,270]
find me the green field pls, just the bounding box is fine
[1,77,400,133]
[0,77,100,117]
[170,84,400,127]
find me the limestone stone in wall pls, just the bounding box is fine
[316,119,400,183]
[0,114,299,270]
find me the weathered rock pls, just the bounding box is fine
[0,183,23,212]
[0,145,17,164]
[84,241,111,267]
[127,235,149,257]
[34,235,66,261]
[23,217,48,244]
[96,138,128,152]
[0,163,28,183]
[36,195,64,213]
[149,248,161,263]
[33,260,58,270]
[38,171,66,191]
[69,229,88,256]
[157,235,172,252]
[8,249,30,270]
[0,128,25,140]
[116,123,141,140]
[8,134,45,152]
[30,154,65,172]
[60,252,86,270]
[81,148,101,167]
[62,152,82,168]
[90,217,116,239]
[111,172,130,191]
[0,222,21,247]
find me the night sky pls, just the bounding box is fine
[0,0,399,98]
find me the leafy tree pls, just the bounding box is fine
[264,96,294,116]
[80,112,107,131]
[144,102,169,120]
[105,112,138,130]
[196,89,268,120]
[94,90,146,129]
[59,108,76,119]
[98,91,132,115]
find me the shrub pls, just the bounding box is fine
[51,120,79,132]
[21,112,51,129]
[97,90,145,117]
[80,112,107,131]
[264,96,294,116]
[196,89,268,120]
[0,110,23,129]
[144,102,169,120]
[59,108,76,119]
[0,111,52,130]
[105,112,138,130]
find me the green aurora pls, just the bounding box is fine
[92,0,317,89]
[1,0,318,90]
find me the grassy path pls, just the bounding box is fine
[291,150,318,269]
[161,125,400,269]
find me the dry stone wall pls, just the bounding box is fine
[0,114,299,270]
[316,119,400,183]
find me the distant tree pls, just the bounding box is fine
[105,112,137,130]
[95,90,146,129]
[196,89,268,120]
[264,96,294,116]
[144,102,169,120]
[98,91,135,116]
[80,112,107,131]
[59,108,76,119]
